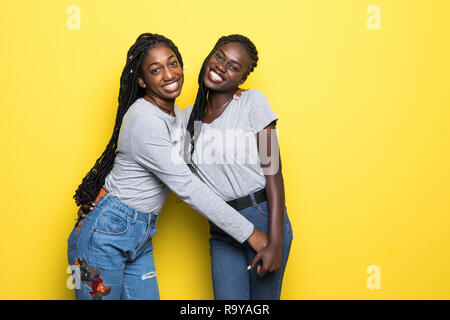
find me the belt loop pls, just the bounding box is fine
[148,214,152,225]
[249,193,257,207]
[131,210,138,225]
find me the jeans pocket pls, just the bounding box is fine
[68,215,90,250]
[96,210,129,236]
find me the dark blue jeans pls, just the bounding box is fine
[209,199,293,300]
[67,193,159,300]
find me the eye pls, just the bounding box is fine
[216,53,223,61]
[151,67,161,74]
[230,65,238,71]
[170,61,178,66]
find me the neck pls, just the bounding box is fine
[207,90,235,111]
[144,94,175,114]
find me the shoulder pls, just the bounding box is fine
[241,90,277,131]
[237,89,271,109]
[246,88,267,99]
[238,89,272,113]
[242,89,268,102]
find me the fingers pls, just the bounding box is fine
[257,264,267,278]
[78,202,95,218]
[233,88,248,100]
[249,257,282,278]
[77,207,86,219]
[247,253,273,278]
[83,202,95,210]
[247,252,263,271]
[256,258,280,277]
[250,260,268,278]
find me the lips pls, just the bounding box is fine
[162,79,181,93]
[208,70,224,83]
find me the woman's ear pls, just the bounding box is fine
[137,76,147,89]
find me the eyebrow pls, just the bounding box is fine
[217,49,242,68]
[148,54,176,69]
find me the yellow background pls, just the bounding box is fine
[0,0,449,299]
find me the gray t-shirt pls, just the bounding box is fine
[181,89,278,201]
[103,97,254,243]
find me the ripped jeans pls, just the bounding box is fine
[67,193,159,300]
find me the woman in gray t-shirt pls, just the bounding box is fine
[183,35,293,300]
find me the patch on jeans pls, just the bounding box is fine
[75,258,111,300]
[141,271,157,280]
[76,220,83,232]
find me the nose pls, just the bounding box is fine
[163,67,175,81]
[215,61,226,73]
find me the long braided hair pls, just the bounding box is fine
[73,33,183,206]
[184,34,258,163]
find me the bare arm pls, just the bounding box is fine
[249,121,285,277]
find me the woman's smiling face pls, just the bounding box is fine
[138,44,184,101]
[204,42,251,92]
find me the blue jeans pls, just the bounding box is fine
[209,199,293,300]
[67,193,159,300]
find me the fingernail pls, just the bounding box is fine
[247,265,251,270]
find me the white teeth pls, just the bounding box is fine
[210,71,223,82]
[164,81,178,90]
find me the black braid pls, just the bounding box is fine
[184,34,258,163]
[73,33,183,206]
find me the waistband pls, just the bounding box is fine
[95,188,157,224]
[226,188,267,211]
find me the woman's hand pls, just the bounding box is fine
[233,88,247,100]
[246,228,268,252]
[77,202,95,219]
[247,242,283,278]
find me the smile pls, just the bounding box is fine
[208,70,224,83]
[162,79,181,92]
